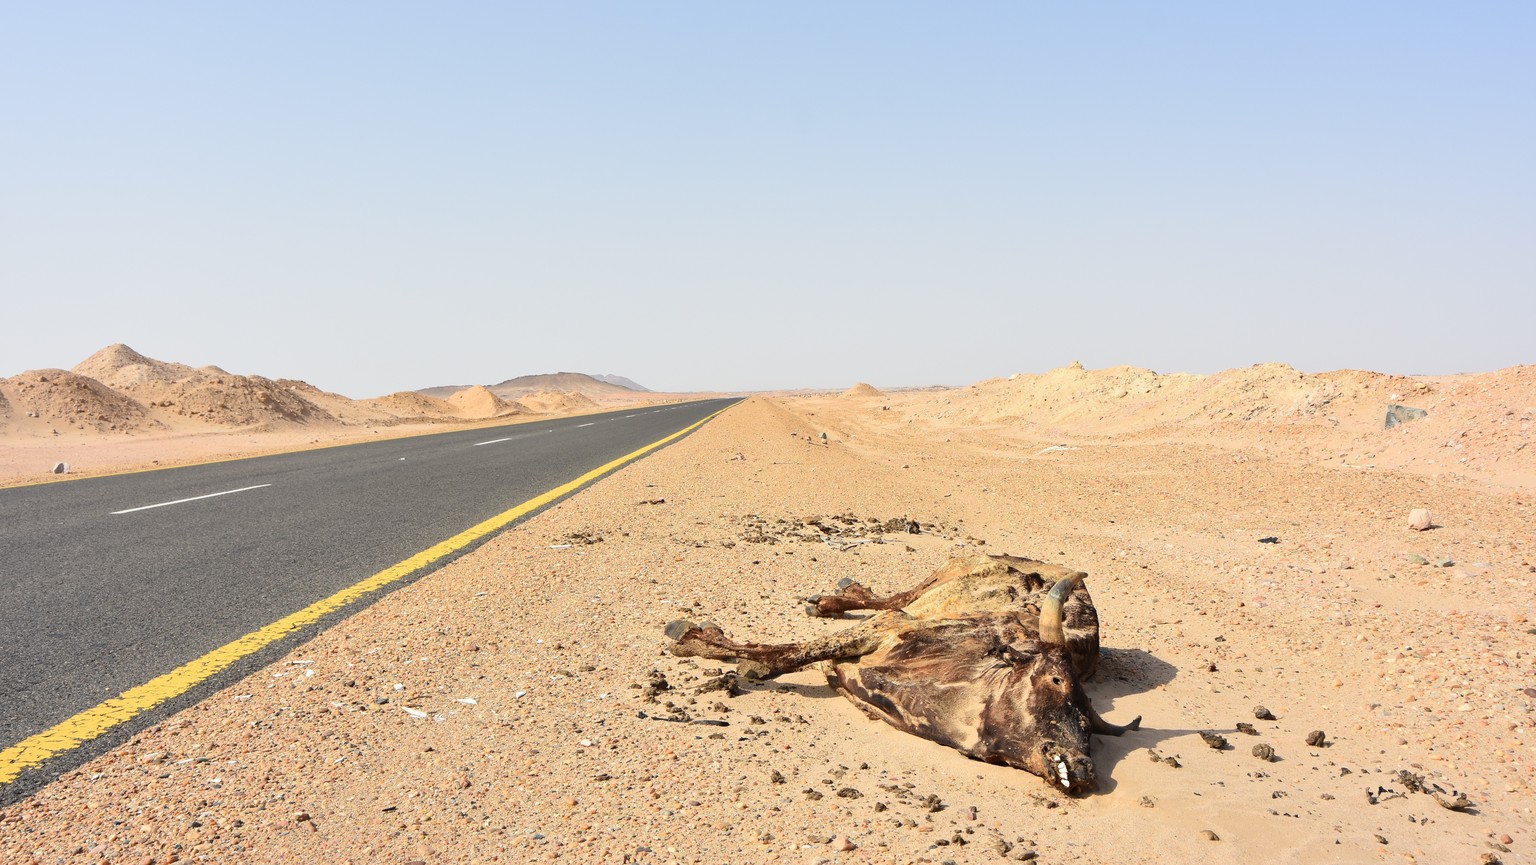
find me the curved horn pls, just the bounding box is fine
[1038,573,1085,646]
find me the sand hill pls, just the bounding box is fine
[71,343,204,389]
[871,361,1534,487]
[363,391,462,420]
[516,389,597,414]
[416,371,677,414]
[418,371,638,402]
[1,368,166,435]
[446,385,524,419]
[486,371,640,400]
[841,382,884,398]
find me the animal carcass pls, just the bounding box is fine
[665,554,1139,795]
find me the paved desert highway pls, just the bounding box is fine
[0,398,739,792]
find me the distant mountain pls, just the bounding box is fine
[415,384,474,399]
[417,372,647,401]
[593,374,650,392]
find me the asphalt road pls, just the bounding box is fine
[0,397,739,796]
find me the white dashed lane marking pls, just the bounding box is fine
[110,484,273,515]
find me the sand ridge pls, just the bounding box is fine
[446,386,525,420]
[518,391,599,414]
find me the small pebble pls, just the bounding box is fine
[1199,829,1220,841]
[1253,705,1276,720]
[1252,743,1275,761]
[1305,730,1327,747]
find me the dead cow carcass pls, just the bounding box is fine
[665,554,1139,795]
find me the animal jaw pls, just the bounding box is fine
[1046,749,1096,795]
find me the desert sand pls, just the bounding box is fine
[1,357,1533,865]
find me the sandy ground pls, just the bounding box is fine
[1,387,1532,865]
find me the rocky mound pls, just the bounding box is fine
[365,391,461,419]
[276,380,400,426]
[63,344,343,431]
[841,382,884,398]
[1359,364,1536,482]
[71,343,200,389]
[4,344,664,443]
[1,369,164,434]
[4,345,356,435]
[888,361,1536,487]
[158,374,337,428]
[517,390,597,414]
[446,385,522,419]
[931,361,1424,436]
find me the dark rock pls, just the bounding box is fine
[1385,405,1428,429]
[1200,731,1229,750]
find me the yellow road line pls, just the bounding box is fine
[0,405,732,786]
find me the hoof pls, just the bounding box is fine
[806,594,821,604]
[803,603,820,616]
[664,619,696,641]
[836,577,855,590]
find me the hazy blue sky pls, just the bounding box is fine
[4,3,1532,397]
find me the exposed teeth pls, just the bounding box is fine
[1056,757,1070,787]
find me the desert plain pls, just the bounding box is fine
[1,348,1533,865]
